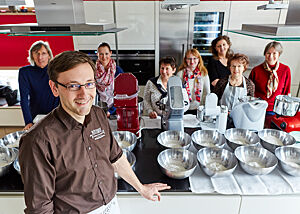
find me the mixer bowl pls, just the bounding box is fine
[197,148,237,177]
[157,148,197,179]
[0,147,18,177]
[273,95,300,117]
[258,129,296,153]
[275,146,300,176]
[235,145,278,175]
[157,130,191,149]
[191,130,226,150]
[112,131,137,152]
[0,130,26,148]
[224,128,260,150]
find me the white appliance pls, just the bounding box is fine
[197,93,228,134]
[230,99,268,131]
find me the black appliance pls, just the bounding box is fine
[80,50,155,85]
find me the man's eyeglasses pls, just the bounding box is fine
[55,81,96,91]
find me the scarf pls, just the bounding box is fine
[95,59,116,92]
[264,61,279,98]
[95,59,116,108]
[183,67,202,102]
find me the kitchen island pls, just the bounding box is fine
[0,128,300,214]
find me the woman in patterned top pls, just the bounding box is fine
[213,53,255,111]
[95,42,124,117]
[177,48,210,115]
[143,57,189,119]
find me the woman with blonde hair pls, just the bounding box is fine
[177,48,210,114]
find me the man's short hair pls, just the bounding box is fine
[48,51,96,82]
[28,40,53,66]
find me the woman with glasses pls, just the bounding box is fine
[144,57,189,119]
[213,53,255,111]
[95,42,124,117]
[207,35,233,89]
[177,48,210,114]
[249,41,291,115]
[18,40,59,130]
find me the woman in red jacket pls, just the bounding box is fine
[249,41,291,115]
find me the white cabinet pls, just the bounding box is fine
[73,1,155,50]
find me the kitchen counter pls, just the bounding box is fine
[0,128,197,193]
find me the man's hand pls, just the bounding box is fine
[149,111,158,119]
[138,183,171,201]
[24,123,33,130]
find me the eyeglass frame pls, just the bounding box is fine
[54,80,96,91]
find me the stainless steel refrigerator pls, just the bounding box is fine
[159,5,224,67]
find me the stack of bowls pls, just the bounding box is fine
[225,128,260,150]
[191,130,226,150]
[0,130,26,148]
[157,130,191,149]
[197,147,237,177]
[157,148,197,179]
[235,145,278,175]
[112,131,137,152]
[0,147,18,177]
[258,129,295,153]
[275,146,300,176]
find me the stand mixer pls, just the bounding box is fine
[230,97,268,131]
[114,73,140,136]
[197,93,228,134]
[271,95,300,132]
[161,76,184,132]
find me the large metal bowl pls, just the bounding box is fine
[191,130,226,150]
[235,145,278,175]
[0,130,26,148]
[0,147,18,177]
[157,148,197,179]
[258,129,296,153]
[197,147,237,177]
[115,150,136,179]
[225,128,260,150]
[275,146,300,176]
[157,130,191,149]
[112,131,137,152]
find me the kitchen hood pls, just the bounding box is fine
[161,0,199,11]
[233,0,300,39]
[0,0,125,36]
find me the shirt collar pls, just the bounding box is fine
[157,75,167,91]
[55,105,93,129]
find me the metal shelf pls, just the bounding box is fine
[225,29,300,41]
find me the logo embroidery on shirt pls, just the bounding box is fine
[90,128,105,140]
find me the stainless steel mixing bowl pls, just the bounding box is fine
[157,148,197,179]
[197,147,237,177]
[225,128,260,150]
[258,129,296,153]
[0,147,18,177]
[157,130,191,149]
[0,130,26,148]
[235,145,278,175]
[191,130,226,150]
[275,146,300,176]
[115,150,136,179]
[112,131,137,152]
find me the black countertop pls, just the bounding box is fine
[0,128,199,193]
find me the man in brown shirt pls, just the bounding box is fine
[19,51,170,214]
